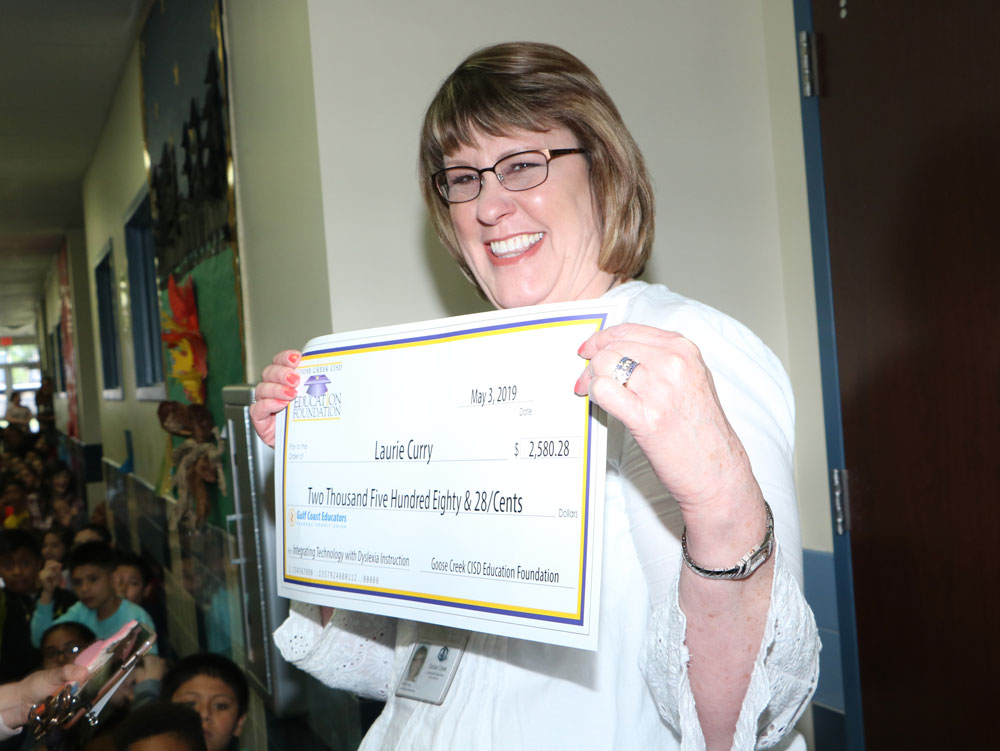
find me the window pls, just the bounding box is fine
[95,243,122,398]
[0,342,40,429]
[125,194,165,399]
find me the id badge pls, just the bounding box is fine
[394,628,469,705]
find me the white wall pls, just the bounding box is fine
[762,0,832,550]
[305,0,832,551]
[80,45,158,476]
[225,0,331,376]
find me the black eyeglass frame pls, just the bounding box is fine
[432,148,588,204]
[41,643,85,661]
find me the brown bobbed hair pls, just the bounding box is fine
[419,42,655,293]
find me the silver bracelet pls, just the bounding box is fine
[681,502,774,580]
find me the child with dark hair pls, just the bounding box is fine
[161,654,248,751]
[41,524,72,567]
[0,478,30,530]
[112,551,153,606]
[41,524,74,591]
[40,461,84,531]
[113,702,207,751]
[0,529,42,599]
[29,542,157,653]
[39,621,96,669]
[72,523,112,549]
[0,529,75,617]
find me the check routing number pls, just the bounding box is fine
[275,299,625,650]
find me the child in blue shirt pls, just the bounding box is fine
[30,541,157,653]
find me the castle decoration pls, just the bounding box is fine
[148,50,232,282]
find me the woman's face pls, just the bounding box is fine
[446,127,614,309]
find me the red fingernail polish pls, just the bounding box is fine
[286,373,300,386]
[283,386,297,398]
[577,342,586,356]
[290,353,301,364]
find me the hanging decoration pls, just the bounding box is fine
[157,400,226,529]
[161,274,208,405]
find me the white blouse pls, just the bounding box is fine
[273,282,820,750]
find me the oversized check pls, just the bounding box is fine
[274,298,625,650]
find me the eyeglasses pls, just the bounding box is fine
[41,642,86,662]
[432,148,588,204]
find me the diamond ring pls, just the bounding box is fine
[612,356,640,388]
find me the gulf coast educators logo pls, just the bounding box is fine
[291,360,343,421]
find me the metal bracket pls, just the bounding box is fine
[225,513,245,565]
[798,30,819,98]
[831,467,851,535]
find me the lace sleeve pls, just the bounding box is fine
[640,545,821,750]
[272,600,398,701]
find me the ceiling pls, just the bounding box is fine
[0,0,150,337]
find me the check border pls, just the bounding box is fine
[279,312,610,626]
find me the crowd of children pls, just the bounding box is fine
[0,425,249,751]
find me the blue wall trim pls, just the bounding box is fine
[83,442,104,483]
[803,549,843,712]
[802,549,838,630]
[813,705,847,751]
[791,0,866,747]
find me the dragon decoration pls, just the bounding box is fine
[159,274,225,528]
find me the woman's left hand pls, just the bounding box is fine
[574,322,759,522]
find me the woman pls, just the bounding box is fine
[3,393,31,432]
[251,43,819,750]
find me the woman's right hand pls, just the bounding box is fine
[249,350,302,447]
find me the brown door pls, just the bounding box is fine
[811,0,1000,746]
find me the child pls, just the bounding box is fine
[39,621,96,669]
[112,702,207,751]
[41,523,72,567]
[41,524,74,590]
[161,654,248,751]
[112,551,153,605]
[0,479,30,530]
[29,541,157,654]
[0,529,75,617]
[0,529,41,598]
[72,523,112,549]
[40,461,84,530]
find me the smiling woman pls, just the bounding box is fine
[252,42,819,751]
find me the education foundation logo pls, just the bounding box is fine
[291,361,343,421]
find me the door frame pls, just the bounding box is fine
[791,0,865,748]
